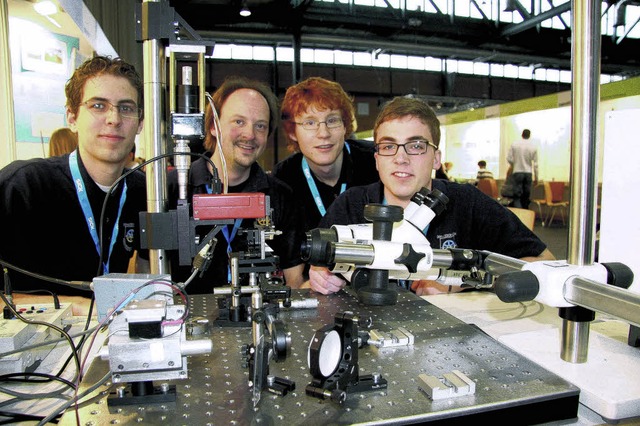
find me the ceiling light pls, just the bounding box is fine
[34,0,57,16]
[239,3,251,17]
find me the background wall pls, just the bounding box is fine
[438,78,640,184]
[0,0,114,167]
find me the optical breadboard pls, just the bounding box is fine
[64,290,580,425]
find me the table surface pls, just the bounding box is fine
[423,291,640,424]
[57,288,583,425]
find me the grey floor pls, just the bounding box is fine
[532,219,569,259]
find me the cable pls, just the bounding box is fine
[96,151,220,277]
[0,372,75,390]
[0,293,81,383]
[0,385,72,401]
[0,410,47,424]
[36,371,111,426]
[1,151,219,297]
[0,259,92,291]
[53,298,96,379]
[206,92,228,193]
[10,289,60,309]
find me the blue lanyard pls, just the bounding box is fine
[206,184,242,282]
[69,151,127,274]
[302,142,351,217]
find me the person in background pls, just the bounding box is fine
[0,56,147,315]
[308,96,554,296]
[435,161,454,181]
[476,160,494,179]
[506,128,538,209]
[434,163,449,180]
[167,76,305,292]
[273,77,378,232]
[48,127,78,157]
[444,162,455,180]
[125,143,141,169]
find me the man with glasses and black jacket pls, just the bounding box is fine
[308,96,554,296]
[273,77,379,233]
[0,56,147,315]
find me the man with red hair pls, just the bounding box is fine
[273,77,378,232]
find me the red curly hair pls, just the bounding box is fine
[281,77,356,152]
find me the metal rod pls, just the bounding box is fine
[561,320,589,363]
[142,13,169,274]
[564,277,640,328]
[482,253,527,276]
[563,0,602,363]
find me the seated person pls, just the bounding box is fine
[476,160,494,179]
[48,127,78,157]
[273,77,378,232]
[167,76,305,293]
[308,96,554,296]
[0,56,147,316]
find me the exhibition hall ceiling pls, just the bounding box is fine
[170,0,640,77]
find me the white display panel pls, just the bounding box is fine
[599,109,640,292]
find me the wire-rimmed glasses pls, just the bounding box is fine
[81,99,142,120]
[294,116,343,131]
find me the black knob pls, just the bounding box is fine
[494,270,539,303]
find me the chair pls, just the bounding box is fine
[544,181,569,226]
[477,178,499,200]
[127,250,138,273]
[507,207,536,231]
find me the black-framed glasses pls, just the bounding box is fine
[81,99,142,120]
[375,140,437,156]
[294,116,343,131]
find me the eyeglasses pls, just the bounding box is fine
[294,116,343,131]
[375,140,437,156]
[80,99,142,120]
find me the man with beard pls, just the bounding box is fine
[168,76,305,292]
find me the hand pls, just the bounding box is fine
[308,265,346,295]
[411,280,456,296]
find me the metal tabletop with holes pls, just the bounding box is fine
[61,289,579,425]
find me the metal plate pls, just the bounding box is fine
[62,289,579,425]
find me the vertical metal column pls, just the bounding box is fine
[562,0,601,363]
[0,0,16,166]
[142,0,169,274]
[292,31,302,84]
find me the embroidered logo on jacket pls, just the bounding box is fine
[437,232,457,249]
[122,222,135,252]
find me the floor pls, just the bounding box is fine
[533,219,570,259]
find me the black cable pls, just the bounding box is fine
[0,152,218,294]
[2,288,88,380]
[53,298,95,378]
[0,259,92,291]
[0,410,48,424]
[0,293,81,382]
[11,290,60,308]
[96,151,219,277]
[56,297,95,376]
[0,372,75,390]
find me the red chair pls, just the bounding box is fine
[477,178,499,200]
[544,181,569,226]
